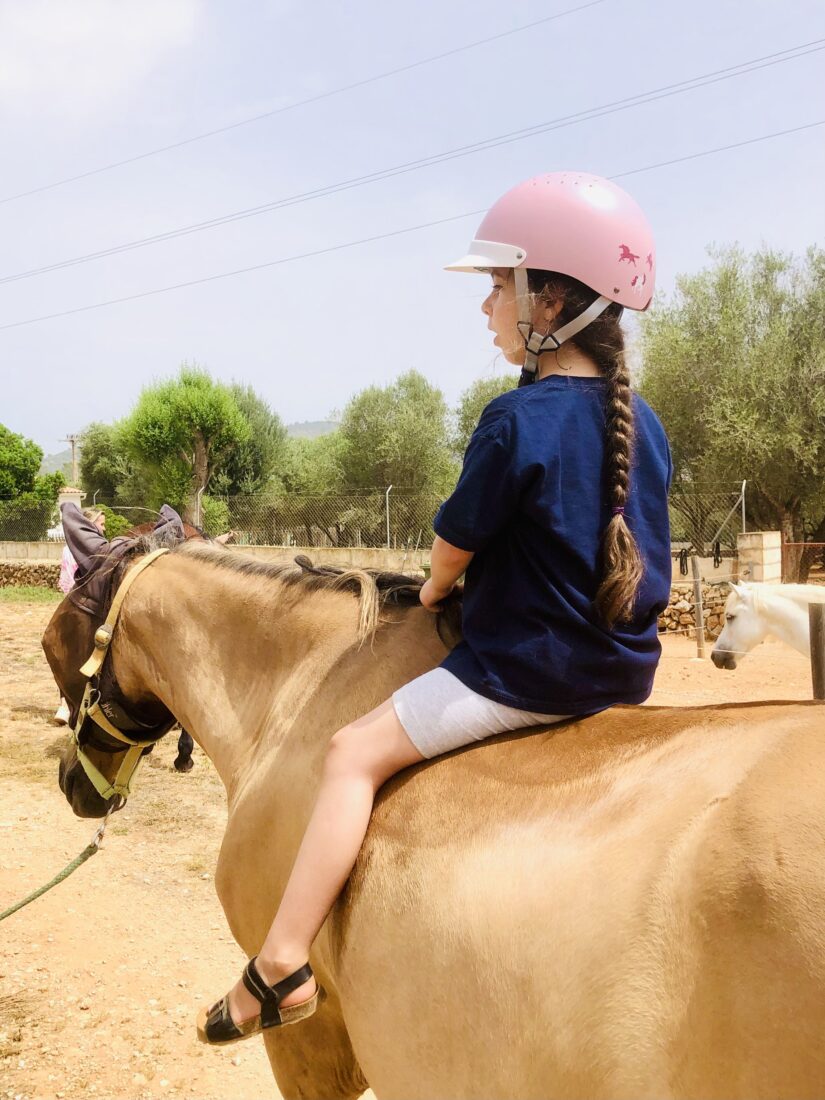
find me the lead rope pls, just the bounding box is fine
[0,800,119,922]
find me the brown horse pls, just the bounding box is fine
[44,538,825,1100]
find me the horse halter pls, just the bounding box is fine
[71,548,176,803]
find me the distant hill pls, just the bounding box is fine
[39,448,72,476]
[286,420,339,439]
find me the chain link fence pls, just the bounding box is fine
[0,498,57,541]
[668,482,748,556]
[1,483,751,555]
[223,491,444,549]
[0,492,446,549]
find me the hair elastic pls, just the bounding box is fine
[612,506,625,516]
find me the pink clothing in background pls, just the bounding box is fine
[59,545,79,594]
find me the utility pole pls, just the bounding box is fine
[61,433,82,486]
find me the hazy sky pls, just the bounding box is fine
[2,0,823,457]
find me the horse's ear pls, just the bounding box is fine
[61,504,109,569]
[731,582,751,601]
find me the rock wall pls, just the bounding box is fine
[0,559,733,640]
[658,581,731,640]
[0,561,60,588]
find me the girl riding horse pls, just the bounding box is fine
[199,171,673,1044]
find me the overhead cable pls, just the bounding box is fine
[0,0,607,205]
[1,37,822,287]
[1,118,821,333]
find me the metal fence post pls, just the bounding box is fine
[691,554,706,659]
[385,485,393,549]
[740,480,747,535]
[809,604,825,700]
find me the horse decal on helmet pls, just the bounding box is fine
[618,243,640,266]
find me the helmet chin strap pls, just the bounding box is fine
[512,267,612,384]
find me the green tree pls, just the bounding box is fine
[212,384,289,495]
[337,370,455,493]
[119,365,249,519]
[97,504,132,539]
[79,422,133,504]
[639,246,825,574]
[0,426,64,539]
[0,424,42,498]
[280,433,344,495]
[453,374,519,456]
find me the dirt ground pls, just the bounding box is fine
[0,594,816,1100]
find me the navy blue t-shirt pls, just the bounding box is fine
[433,376,672,715]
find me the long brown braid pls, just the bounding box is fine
[527,270,644,628]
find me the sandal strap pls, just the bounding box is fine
[243,957,314,1007]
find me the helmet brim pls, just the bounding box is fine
[444,239,526,273]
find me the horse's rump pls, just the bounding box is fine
[329,702,825,1099]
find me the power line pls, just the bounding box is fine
[0,0,607,206]
[1,37,821,288]
[1,118,820,334]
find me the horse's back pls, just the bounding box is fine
[330,703,825,1099]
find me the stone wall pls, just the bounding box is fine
[658,581,731,640]
[0,553,736,638]
[0,558,733,642]
[0,561,60,588]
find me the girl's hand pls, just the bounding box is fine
[420,578,453,613]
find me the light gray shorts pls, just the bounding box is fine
[391,667,570,760]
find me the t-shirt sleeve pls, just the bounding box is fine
[433,411,525,552]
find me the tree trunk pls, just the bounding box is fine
[184,434,211,523]
[778,504,807,581]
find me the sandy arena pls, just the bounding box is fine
[0,593,816,1100]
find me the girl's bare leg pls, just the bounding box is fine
[226,698,424,1023]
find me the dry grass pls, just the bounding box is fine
[0,991,34,1059]
[0,733,65,785]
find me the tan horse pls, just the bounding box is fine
[45,541,825,1100]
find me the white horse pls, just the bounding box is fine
[711,582,825,669]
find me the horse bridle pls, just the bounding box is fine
[71,548,177,803]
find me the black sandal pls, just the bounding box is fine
[197,957,322,1046]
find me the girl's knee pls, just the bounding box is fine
[323,725,370,779]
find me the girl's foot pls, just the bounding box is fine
[227,957,317,1026]
[197,957,321,1046]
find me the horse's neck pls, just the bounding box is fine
[115,559,445,802]
[756,591,811,656]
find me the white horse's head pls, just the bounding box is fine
[711,584,768,670]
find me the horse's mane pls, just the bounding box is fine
[743,585,825,611]
[751,582,825,607]
[114,534,462,644]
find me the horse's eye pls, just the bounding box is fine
[726,614,736,622]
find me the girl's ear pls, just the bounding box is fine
[542,296,564,330]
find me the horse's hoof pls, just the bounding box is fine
[174,756,195,773]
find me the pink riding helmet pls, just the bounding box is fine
[446,171,656,310]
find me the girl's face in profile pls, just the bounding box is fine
[481,269,558,366]
[481,269,521,364]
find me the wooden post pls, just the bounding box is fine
[691,554,706,659]
[809,604,825,700]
